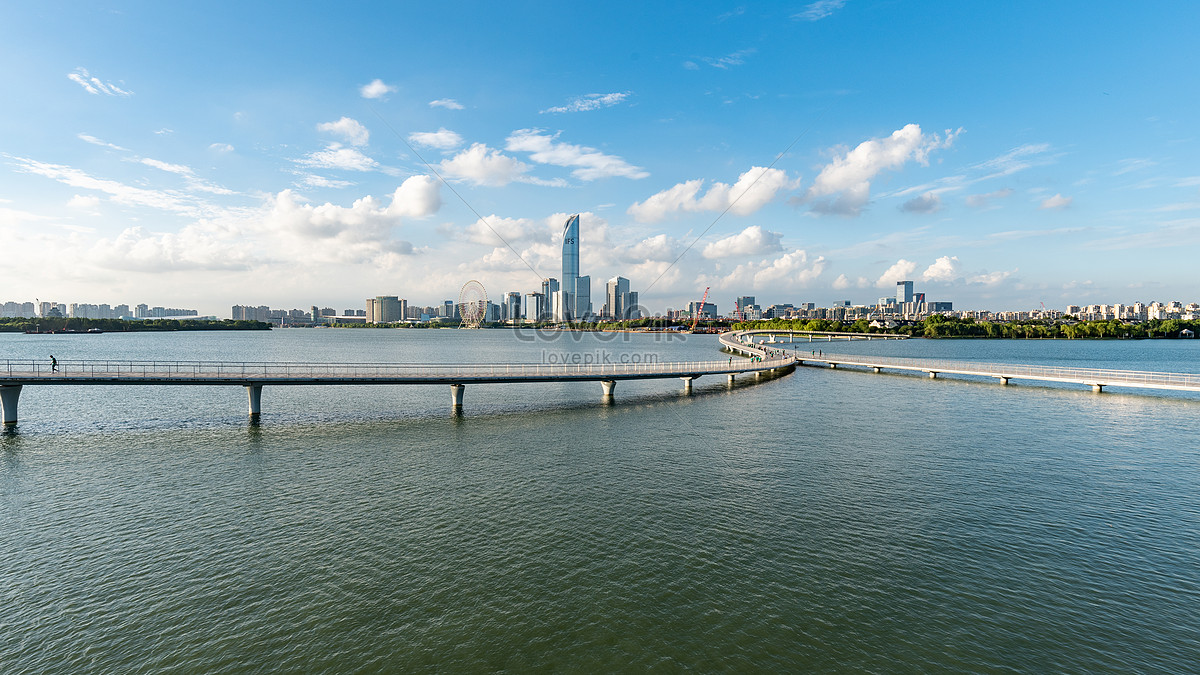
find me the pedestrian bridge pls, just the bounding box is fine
[1,331,797,427]
[794,350,1200,394]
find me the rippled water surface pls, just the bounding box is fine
[2,330,1198,672]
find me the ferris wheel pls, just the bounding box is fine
[458,280,488,328]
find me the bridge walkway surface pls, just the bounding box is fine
[1,331,796,426]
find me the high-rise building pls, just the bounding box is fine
[560,214,580,320]
[526,292,547,321]
[574,275,591,319]
[368,296,401,323]
[605,276,640,320]
[505,292,522,322]
[897,280,914,304]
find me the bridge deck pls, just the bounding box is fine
[796,352,1200,392]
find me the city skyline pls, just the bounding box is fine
[2,3,1198,315]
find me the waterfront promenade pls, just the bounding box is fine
[1,333,796,426]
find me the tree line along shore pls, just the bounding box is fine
[733,315,1200,339]
[0,318,271,333]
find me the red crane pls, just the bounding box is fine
[691,286,710,332]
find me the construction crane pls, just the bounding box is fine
[690,286,710,332]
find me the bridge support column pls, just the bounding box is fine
[997,377,1010,385]
[829,363,836,369]
[451,384,465,409]
[681,376,695,393]
[245,384,262,419]
[727,374,735,385]
[1092,384,1105,393]
[1,385,21,428]
[601,380,616,398]
[873,367,882,374]
[928,371,938,379]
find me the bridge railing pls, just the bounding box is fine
[807,353,1200,388]
[1,355,793,380]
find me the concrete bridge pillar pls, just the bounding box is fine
[727,373,735,385]
[928,371,938,379]
[451,384,465,409]
[997,377,1010,385]
[1092,384,1105,393]
[681,376,695,393]
[873,367,882,374]
[245,384,262,418]
[1,385,21,428]
[601,380,616,398]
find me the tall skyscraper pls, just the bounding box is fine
[897,280,914,304]
[559,214,580,321]
[574,274,591,319]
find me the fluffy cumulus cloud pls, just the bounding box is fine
[701,225,784,259]
[360,79,395,99]
[386,175,442,218]
[296,144,379,172]
[1040,193,1073,210]
[706,249,826,291]
[67,67,132,96]
[900,192,942,214]
[541,92,630,114]
[67,194,101,210]
[965,187,1013,208]
[806,124,961,216]
[408,128,464,150]
[922,255,961,282]
[88,225,255,273]
[505,129,647,181]
[628,166,799,222]
[875,259,918,288]
[439,143,532,187]
[832,273,869,290]
[429,98,464,110]
[317,117,369,146]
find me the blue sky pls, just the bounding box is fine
[2,1,1198,315]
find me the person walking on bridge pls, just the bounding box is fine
[50,354,58,373]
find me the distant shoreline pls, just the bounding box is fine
[1,318,272,333]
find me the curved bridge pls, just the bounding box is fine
[1,331,796,427]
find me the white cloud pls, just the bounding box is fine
[317,117,369,147]
[295,173,354,189]
[140,158,235,195]
[77,133,127,151]
[541,92,631,114]
[701,225,784,259]
[968,269,1016,285]
[88,225,254,272]
[263,189,416,259]
[12,157,218,217]
[408,128,464,150]
[974,144,1053,180]
[439,143,532,187]
[698,49,756,69]
[67,194,101,210]
[385,175,441,218]
[629,166,799,222]
[806,124,961,216]
[965,187,1013,208]
[429,98,464,110]
[922,255,961,282]
[1040,193,1073,210]
[360,79,395,99]
[704,249,826,290]
[831,273,867,290]
[296,143,379,172]
[875,259,918,288]
[505,129,648,181]
[67,68,132,96]
[900,192,942,213]
[208,143,235,153]
[794,0,847,21]
[154,128,173,135]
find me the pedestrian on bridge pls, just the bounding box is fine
[50,355,58,373]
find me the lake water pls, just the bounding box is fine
[2,330,1198,672]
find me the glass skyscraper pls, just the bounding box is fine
[558,214,580,321]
